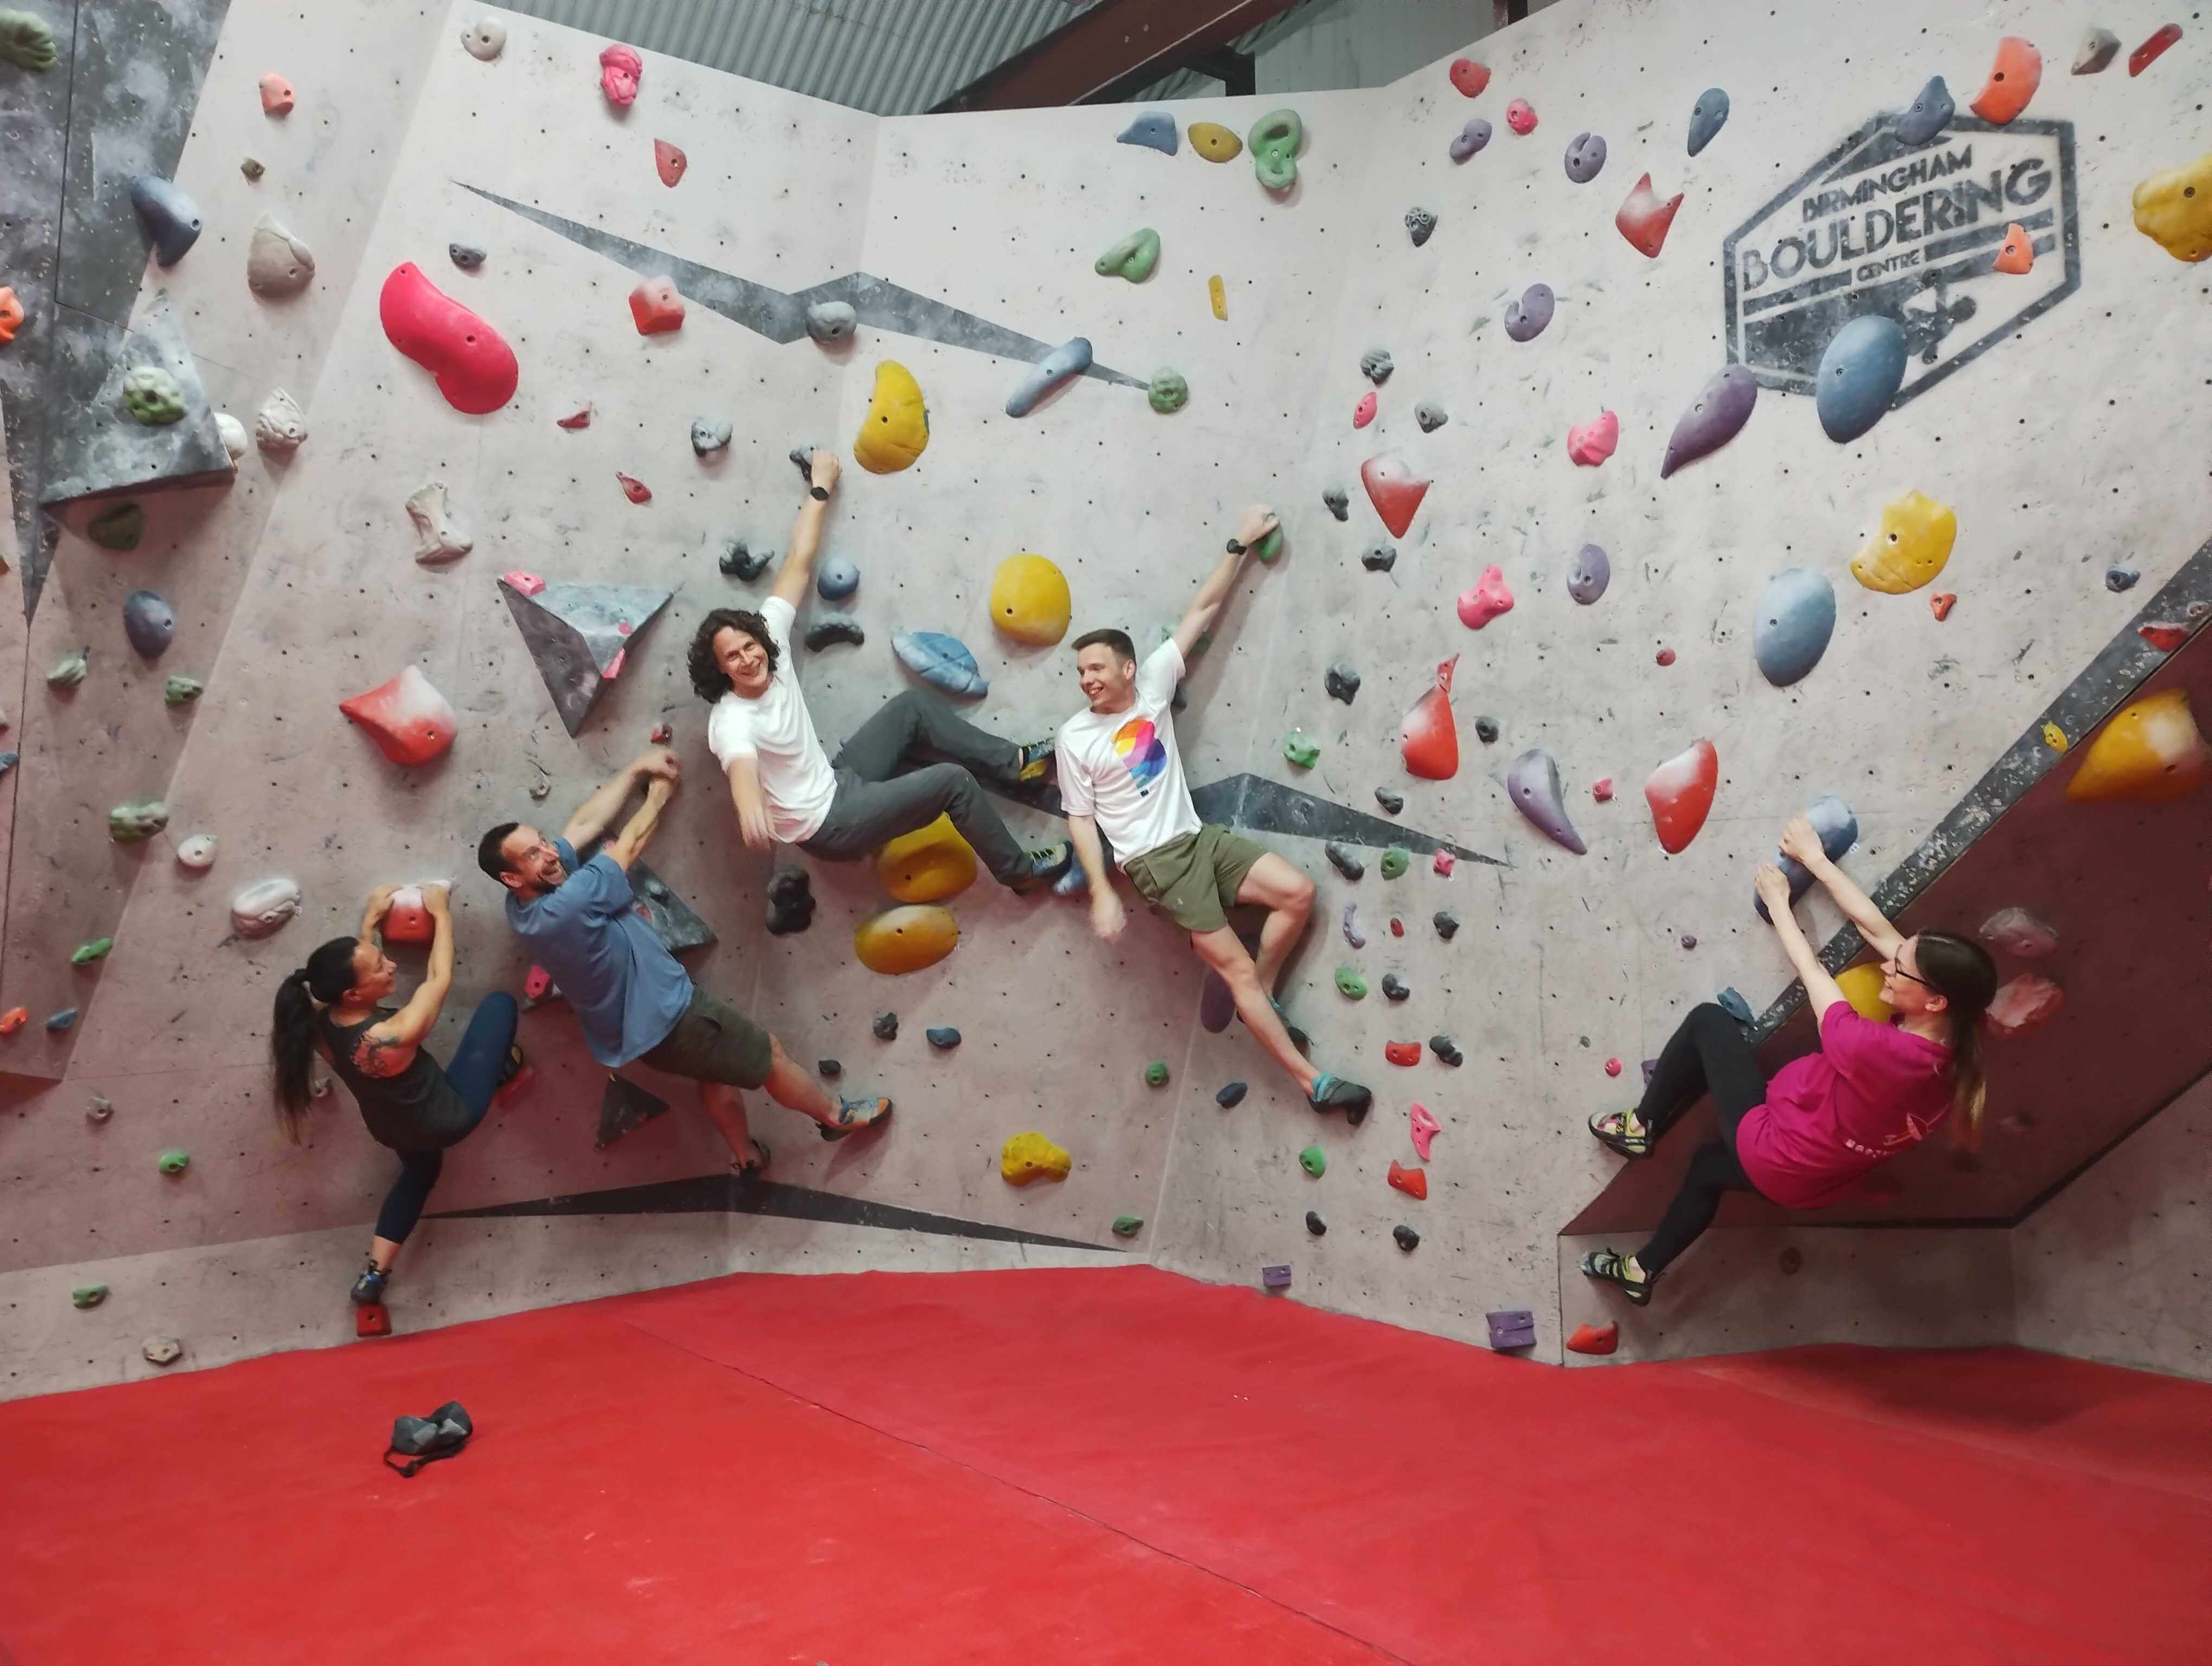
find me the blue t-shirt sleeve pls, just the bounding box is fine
[537,840,634,924]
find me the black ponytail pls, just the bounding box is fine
[1915,931,1999,1149]
[272,937,362,1140]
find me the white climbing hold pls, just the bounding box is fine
[254,387,306,455]
[214,412,247,462]
[176,834,218,870]
[1979,907,2059,959]
[245,213,316,297]
[460,17,506,59]
[143,1337,183,1366]
[406,481,473,565]
[230,876,301,939]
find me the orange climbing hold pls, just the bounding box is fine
[629,276,685,334]
[1387,1160,1428,1200]
[1969,36,2042,125]
[855,904,960,975]
[617,471,652,503]
[1566,1321,1618,1356]
[1360,453,1429,538]
[1615,174,1684,258]
[1644,738,1718,854]
[1930,592,1957,620]
[1992,223,2033,273]
[2130,24,2182,76]
[1385,1041,1422,1066]
[2065,688,2209,804]
[1401,655,1460,781]
[0,1008,26,1037]
[653,139,687,187]
[0,286,23,345]
[339,666,457,767]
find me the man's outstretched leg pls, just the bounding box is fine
[838,688,1052,789]
[805,762,1067,892]
[645,993,890,1166]
[1190,927,1371,1123]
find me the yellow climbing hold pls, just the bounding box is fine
[2041,722,2069,753]
[1208,274,1226,321]
[1189,121,1242,163]
[988,552,1072,646]
[2131,152,2212,262]
[1000,1130,1071,1186]
[854,903,959,973]
[854,360,929,473]
[1850,491,1956,594]
[1834,963,1893,1022]
[876,815,978,903]
[2065,688,2210,804]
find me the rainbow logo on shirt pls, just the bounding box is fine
[1114,717,1167,794]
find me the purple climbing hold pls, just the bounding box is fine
[1342,902,1366,949]
[1752,569,1837,687]
[1660,365,1758,478]
[1566,544,1610,605]
[1563,132,1607,184]
[1756,794,1857,921]
[1450,119,1491,162]
[1487,1309,1537,1350]
[1815,315,1909,444]
[1687,87,1730,156]
[122,589,176,658]
[1503,284,1554,343]
[130,176,203,266]
[1506,750,1586,855]
[1199,970,1236,1033]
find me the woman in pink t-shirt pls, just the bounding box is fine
[1580,815,1997,1305]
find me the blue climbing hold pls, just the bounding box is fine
[1117,110,1178,156]
[1687,88,1730,156]
[817,556,859,601]
[1752,569,1837,687]
[1567,544,1610,605]
[1005,337,1094,419]
[1815,315,1908,444]
[1716,988,1753,1024]
[1216,1081,1248,1108]
[130,175,203,266]
[1756,794,1858,922]
[892,630,988,699]
[1894,75,1953,146]
[46,1007,79,1031]
[0,752,16,781]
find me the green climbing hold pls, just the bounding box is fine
[1112,1215,1144,1238]
[1248,109,1303,190]
[1096,228,1161,283]
[70,937,112,965]
[72,1284,109,1309]
[47,649,88,689]
[157,1149,190,1175]
[1253,525,1283,563]
[88,503,145,551]
[1334,965,1368,999]
[164,674,204,706]
[1148,367,1188,413]
[1144,1059,1170,1087]
[1284,729,1319,768]
[1379,844,1410,879]
[120,365,187,425]
[0,9,59,72]
[109,800,169,841]
[1299,1145,1326,1177]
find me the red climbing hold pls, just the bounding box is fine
[1390,916,1405,935]
[630,277,685,335]
[524,965,555,1002]
[1615,173,1684,258]
[356,1304,391,1338]
[1449,58,1490,98]
[2130,24,2182,76]
[654,139,687,187]
[1655,646,1676,667]
[650,722,674,744]
[1401,655,1460,781]
[1505,98,1536,134]
[1567,409,1618,466]
[1592,779,1613,803]
[339,666,457,767]
[1931,592,1957,621]
[555,403,593,430]
[2140,622,2188,651]
[1604,1056,1622,1076]
[379,262,519,415]
[0,1007,27,1037]
[1969,37,2042,125]
[1385,1040,1422,1066]
[1387,1160,1428,1200]
[497,1065,536,1106]
[383,886,435,945]
[617,471,652,504]
[1353,389,1377,429]
[1566,1321,1618,1356]
[1457,565,1514,630]
[1992,223,2033,273]
[1644,738,1718,854]
[1361,453,1429,538]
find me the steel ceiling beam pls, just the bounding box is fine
[929,0,1301,111]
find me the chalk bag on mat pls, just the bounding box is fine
[383,1400,473,1477]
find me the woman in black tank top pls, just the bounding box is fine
[270,883,520,1313]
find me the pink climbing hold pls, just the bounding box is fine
[604,647,627,681]
[617,472,652,504]
[630,277,685,335]
[1457,565,1514,630]
[1592,779,1613,803]
[259,74,295,116]
[501,570,545,596]
[654,139,687,187]
[600,43,642,106]
[1432,850,1455,876]
[1615,173,1684,258]
[1401,655,1460,781]
[1604,1057,1622,1077]
[524,964,554,1002]
[1567,410,1618,467]
[1931,592,1957,621]
[1988,973,2064,1036]
[379,263,519,415]
[556,403,593,430]
[1353,390,1377,428]
[339,666,456,767]
[1655,646,1676,667]
[1361,452,1430,539]
[1506,99,1536,134]
[2139,622,2188,651]
[1644,738,1718,854]
[1449,59,1490,98]
[1410,1102,1440,1162]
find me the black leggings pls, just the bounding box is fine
[372,996,518,1245]
[1635,1003,1768,1277]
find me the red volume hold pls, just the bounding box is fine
[379,262,518,414]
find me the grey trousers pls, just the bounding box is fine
[800,690,1031,884]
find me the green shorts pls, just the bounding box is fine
[639,989,773,1090]
[1123,824,1269,934]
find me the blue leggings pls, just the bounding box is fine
[374,995,518,1244]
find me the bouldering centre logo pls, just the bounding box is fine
[1722,113,2079,408]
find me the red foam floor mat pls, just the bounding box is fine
[3,1265,2208,1664]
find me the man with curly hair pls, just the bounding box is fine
[690,449,1069,892]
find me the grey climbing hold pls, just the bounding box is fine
[805,616,864,651]
[499,576,672,735]
[143,1336,183,1366]
[1562,132,1607,183]
[1716,987,1754,1024]
[230,876,300,937]
[765,868,815,935]
[1474,715,1500,745]
[1688,88,1730,155]
[1752,568,1837,687]
[87,1094,113,1122]
[110,800,169,841]
[1325,663,1360,704]
[1681,933,1697,950]
[818,1059,841,1077]
[1382,973,1409,1002]
[1117,110,1177,155]
[1323,487,1348,522]
[893,630,988,699]
[0,752,15,781]
[1394,1225,1419,1252]
[1450,118,1491,162]
[164,674,204,706]
[1567,543,1610,605]
[1815,315,1908,444]
[1405,206,1437,247]
[121,366,187,425]
[1148,367,1188,414]
[88,504,145,551]
[245,214,316,297]
[1360,349,1394,384]
[241,156,265,181]
[1324,842,1365,881]
[46,1008,78,1031]
[1216,1081,1248,1108]
[1415,401,1447,433]
[1757,794,1857,921]
[406,482,472,564]
[1361,542,1397,573]
[1894,75,1954,145]
[2105,565,2140,593]
[176,834,217,869]
[1503,284,1554,342]
[1507,750,1587,855]
[804,300,857,343]
[2073,28,2121,74]
[926,1026,962,1049]
[1429,1033,1462,1066]
[872,1011,898,1040]
[1660,365,1759,477]
[691,415,732,456]
[1342,902,1366,949]
[816,556,859,601]
[718,537,773,581]
[1433,911,1459,940]
[254,387,307,454]
[48,648,89,689]
[595,1076,669,1149]
[460,16,507,59]
[130,176,204,266]
[449,243,486,270]
[1005,337,1092,418]
[1306,1210,1326,1235]
[1374,787,1403,815]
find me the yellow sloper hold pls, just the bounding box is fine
[1208,274,1226,321]
[1189,121,1243,163]
[2065,688,2210,804]
[1001,1131,1071,1185]
[1850,491,1956,594]
[2041,722,2069,754]
[2132,152,2212,262]
[1834,963,1893,1022]
[854,360,928,473]
[989,552,1072,645]
[876,814,978,903]
[854,903,959,973]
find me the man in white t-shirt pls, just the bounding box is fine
[691,450,1069,890]
[1058,505,1371,1124]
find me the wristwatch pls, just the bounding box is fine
[809,484,829,501]
[1225,536,1246,555]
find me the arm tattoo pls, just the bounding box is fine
[353,1031,411,1079]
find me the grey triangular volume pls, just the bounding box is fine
[498,575,672,735]
[627,859,716,953]
[595,1075,670,1149]
[38,293,234,510]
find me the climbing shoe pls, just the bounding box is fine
[821,1095,893,1142]
[1009,841,1074,894]
[498,1041,526,1086]
[730,1137,771,1177]
[1580,1248,1652,1307]
[1013,738,1056,783]
[350,1263,389,1307]
[1308,1073,1372,1126]
[1588,1108,1652,1159]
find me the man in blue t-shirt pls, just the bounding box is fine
[478,745,888,1170]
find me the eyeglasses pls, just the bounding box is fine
[1883,955,1928,989]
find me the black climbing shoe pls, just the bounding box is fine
[730,1137,772,1177]
[1580,1248,1652,1307]
[1009,841,1073,894]
[821,1095,892,1142]
[1013,738,1056,783]
[1309,1073,1372,1126]
[351,1264,389,1307]
[498,1042,526,1086]
[1589,1108,1652,1159]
